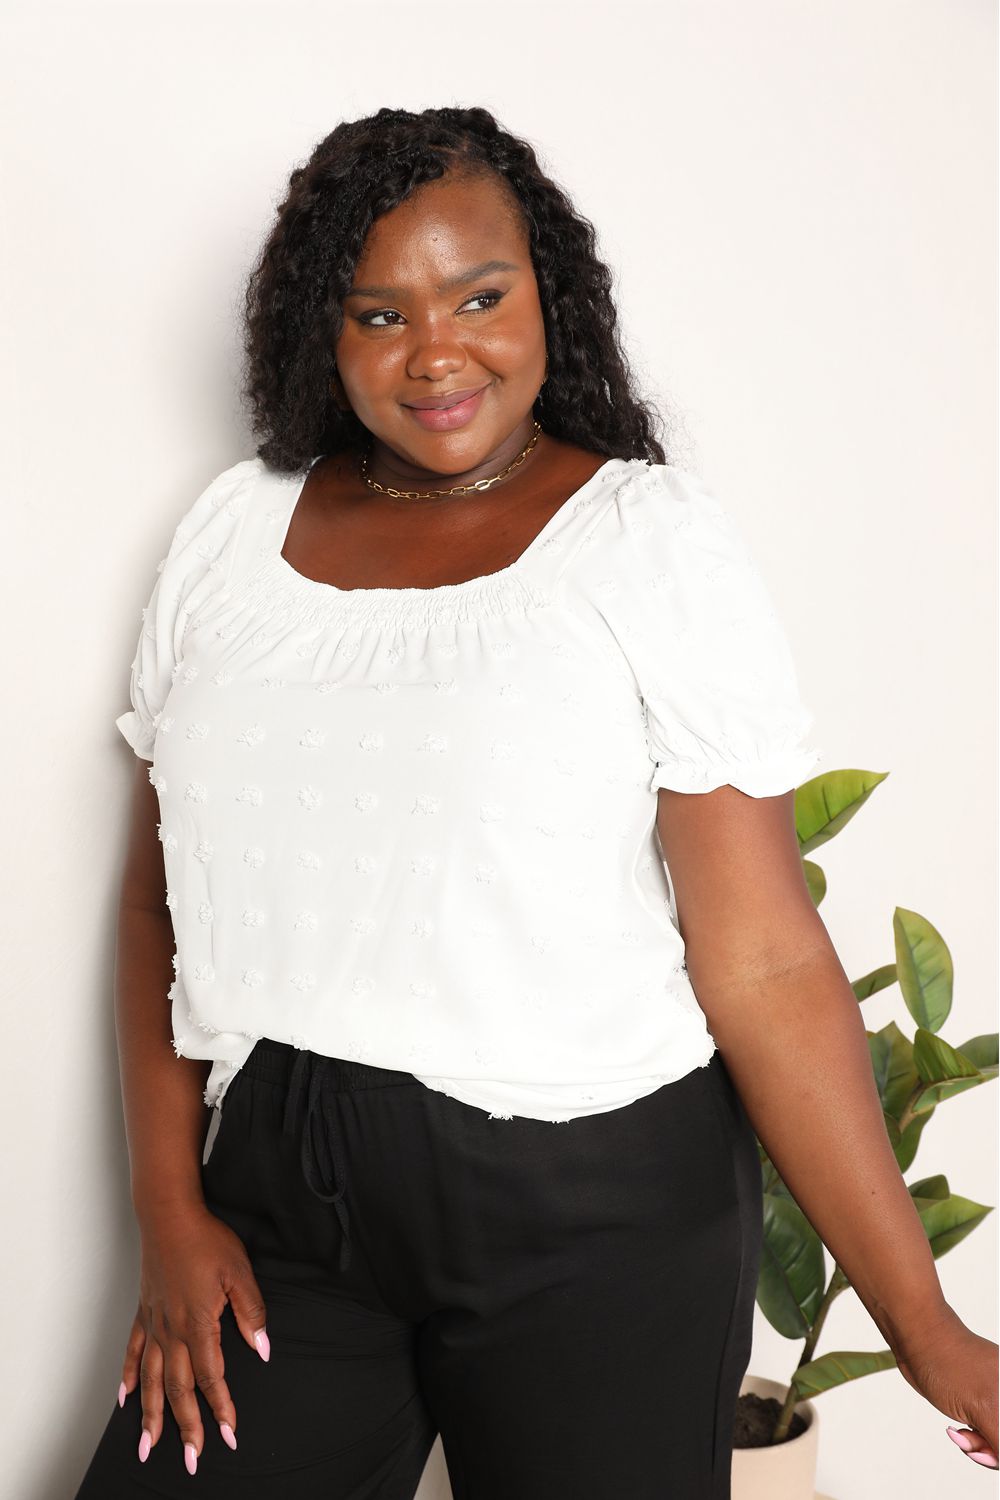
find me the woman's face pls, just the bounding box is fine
[334,171,548,486]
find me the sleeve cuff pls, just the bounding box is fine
[649,744,823,798]
[115,710,156,761]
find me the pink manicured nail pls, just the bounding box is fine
[138,1430,151,1463]
[117,1381,127,1408]
[253,1327,270,1362]
[947,1427,974,1452]
[184,1442,198,1475]
[219,1422,237,1450]
[969,1451,1000,1468]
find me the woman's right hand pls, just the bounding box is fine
[119,1204,270,1476]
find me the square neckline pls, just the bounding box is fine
[272,453,629,600]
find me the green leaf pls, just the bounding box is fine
[911,1189,993,1257]
[908,1173,949,1200]
[803,859,827,907]
[894,908,953,1033]
[795,770,890,857]
[894,1108,935,1173]
[867,1022,918,1119]
[911,1029,994,1109]
[852,964,897,1002]
[791,1348,897,1399]
[867,1024,936,1166]
[956,1034,999,1071]
[756,1193,828,1339]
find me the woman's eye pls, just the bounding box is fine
[358,309,402,327]
[461,291,504,315]
[357,291,504,327]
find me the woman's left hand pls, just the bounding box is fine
[892,1304,998,1470]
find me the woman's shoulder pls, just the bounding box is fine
[625,460,775,572]
[582,457,741,552]
[170,456,267,538]
[142,456,278,610]
[561,457,778,630]
[613,457,727,513]
[160,454,289,569]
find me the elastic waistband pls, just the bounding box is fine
[241,1036,419,1093]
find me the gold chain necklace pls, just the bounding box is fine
[359,420,543,500]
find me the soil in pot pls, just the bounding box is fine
[734,1392,809,1448]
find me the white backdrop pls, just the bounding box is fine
[2,3,995,1497]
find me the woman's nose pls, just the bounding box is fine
[403,321,469,381]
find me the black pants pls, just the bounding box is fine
[74,1040,763,1499]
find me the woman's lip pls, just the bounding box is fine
[404,385,487,410]
[402,386,489,432]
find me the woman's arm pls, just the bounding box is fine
[655,783,998,1459]
[114,758,269,1471]
[116,758,211,1225]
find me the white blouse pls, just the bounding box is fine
[115,453,821,1122]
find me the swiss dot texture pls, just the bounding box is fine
[115,455,821,1121]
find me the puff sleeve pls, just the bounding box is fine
[589,462,822,797]
[114,458,261,760]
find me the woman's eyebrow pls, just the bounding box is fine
[344,258,521,299]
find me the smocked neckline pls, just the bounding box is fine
[269,454,631,602]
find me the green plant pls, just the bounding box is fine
[750,768,998,1445]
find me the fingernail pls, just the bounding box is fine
[947,1426,974,1452]
[219,1421,237,1451]
[138,1430,151,1463]
[253,1327,270,1362]
[969,1452,1000,1468]
[184,1442,198,1475]
[117,1381,127,1409]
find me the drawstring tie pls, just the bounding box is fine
[282,1049,352,1271]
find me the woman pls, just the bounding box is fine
[75,106,997,1497]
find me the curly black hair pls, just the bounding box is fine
[241,105,678,474]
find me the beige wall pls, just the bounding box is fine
[2,2,995,1497]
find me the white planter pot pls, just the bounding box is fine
[730,1373,824,1500]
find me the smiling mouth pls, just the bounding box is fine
[403,384,490,411]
